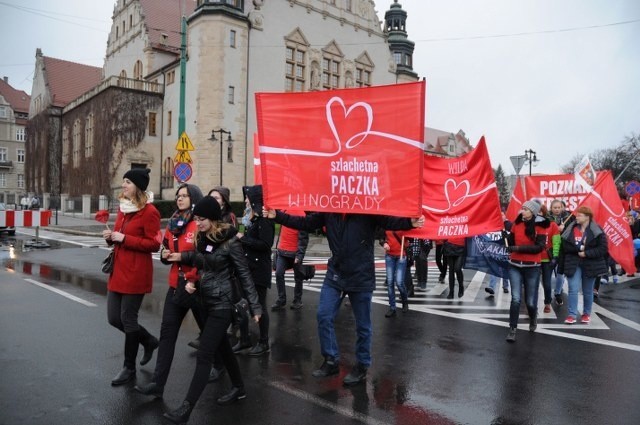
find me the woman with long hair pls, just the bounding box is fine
[102,168,161,385]
[163,196,262,424]
[558,206,608,324]
[134,183,204,398]
[505,199,546,343]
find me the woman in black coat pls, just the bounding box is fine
[233,185,275,356]
[558,206,608,325]
[162,196,262,424]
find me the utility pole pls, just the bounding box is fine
[178,14,186,136]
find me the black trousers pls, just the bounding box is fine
[185,308,243,405]
[274,254,304,304]
[239,285,269,344]
[436,244,447,279]
[153,288,205,386]
[107,291,155,368]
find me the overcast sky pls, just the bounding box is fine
[1,0,638,175]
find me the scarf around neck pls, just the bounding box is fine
[120,191,154,214]
[168,209,193,235]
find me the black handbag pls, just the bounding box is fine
[101,250,114,274]
[295,263,316,281]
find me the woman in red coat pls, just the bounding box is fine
[103,168,161,386]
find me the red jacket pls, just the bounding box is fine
[278,210,306,253]
[162,220,198,289]
[385,231,409,257]
[107,204,161,294]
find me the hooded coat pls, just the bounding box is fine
[240,185,275,288]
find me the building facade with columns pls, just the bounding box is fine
[27,0,435,203]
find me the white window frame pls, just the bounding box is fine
[17,149,25,163]
[0,147,7,162]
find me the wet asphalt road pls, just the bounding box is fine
[1,234,639,425]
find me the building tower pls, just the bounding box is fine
[384,0,418,82]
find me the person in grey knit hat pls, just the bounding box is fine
[522,199,541,217]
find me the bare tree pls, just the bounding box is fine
[561,134,640,197]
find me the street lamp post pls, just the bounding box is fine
[208,129,233,186]
[524,149,538,176]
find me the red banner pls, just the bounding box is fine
[505,172,636,274]
[253,132,262,185]
[505,173,590,221]
[256,81,425,216]
[578,171,637,274]
[404,137,503,239]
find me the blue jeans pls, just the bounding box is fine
[508,265,540,329]
[567,266,595,317]
[554,269,566,295]
[488,274,509,291]
[385,254,408,310]
[317,283,373,367]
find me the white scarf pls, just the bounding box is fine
[120,191,154,214]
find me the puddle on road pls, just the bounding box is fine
[0,237,165,316]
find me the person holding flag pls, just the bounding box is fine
[557,206,608,324]
[505,199,546,343]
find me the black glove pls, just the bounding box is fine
[507,246,518,253]
[550,257,558,268]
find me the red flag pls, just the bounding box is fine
[405,137,503,239]
[576,171,637,274]
[505,177,525,221]
[253,132,262,185]
[256,81,425,216]
[505,174,590,218]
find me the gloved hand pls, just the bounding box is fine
[549,257,558,268]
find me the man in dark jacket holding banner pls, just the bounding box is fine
[264,210,423,385]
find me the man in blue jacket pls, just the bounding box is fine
[264,209,424,386]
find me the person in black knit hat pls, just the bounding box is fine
[103,168,160,386]
[162,196,262,424]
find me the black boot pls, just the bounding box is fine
[163,401,193,424]
[112,331,139,385]
[111,366,136,386]
[217,387,246,405]
[447,282,455,299]
[343,363,368,386]
[458,284,465,298]
[312,357,339,377]
[134,381,164,398]
[232,337,252,353]
[139,328,159,366]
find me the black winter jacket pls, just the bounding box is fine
[558,221,608,278]
[240,185,275,288]
[275,211,414,292]
[180,230,262,315]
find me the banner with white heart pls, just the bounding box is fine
[403,137,504,239]
[255,81,425,216]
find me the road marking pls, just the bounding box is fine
[24,278,97,307]
[268,380,390,425]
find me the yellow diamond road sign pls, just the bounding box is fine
[174,150,192,164]
[175,132,195,151]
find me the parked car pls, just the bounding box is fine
[0,203,16,236]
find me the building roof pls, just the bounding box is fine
[139,0,196,53]
[0,78,31,113]
[42,56,102,107]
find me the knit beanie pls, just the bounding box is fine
[193,196,222,221]
[522,199,541,217]
[124,168,151,191]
